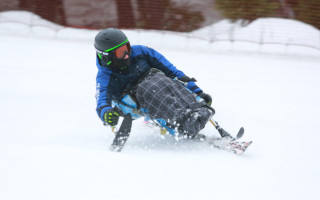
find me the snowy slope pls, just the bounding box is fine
[1,12,320,200]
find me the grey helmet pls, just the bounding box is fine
[94,28,131,69]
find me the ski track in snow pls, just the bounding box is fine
[0,33,320,200]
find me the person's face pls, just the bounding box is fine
[115,44,129,59]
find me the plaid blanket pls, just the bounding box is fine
[134,71,211,136]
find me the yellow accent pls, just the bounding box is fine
[210,120,217,128]
[160,128,167,135]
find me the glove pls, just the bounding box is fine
[103,108,120,126]
[197,92,212,106]
[179,75,197,83]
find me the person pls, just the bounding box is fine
[94,28,214,138]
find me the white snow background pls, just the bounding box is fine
[0,11,320,200]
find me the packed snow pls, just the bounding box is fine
[0,11,320,200]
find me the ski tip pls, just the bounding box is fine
[236,127,244,139]
[244,141,253,147]
[233,140,253,155]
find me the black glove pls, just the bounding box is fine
[197,92,212,106]
[179,75,197,83]
[103,108,120,126]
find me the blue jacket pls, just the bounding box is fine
[95,45,202,121]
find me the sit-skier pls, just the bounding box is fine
[94,28,214,138]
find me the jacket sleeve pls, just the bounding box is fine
[96,61,113,121]
[144,46,202,94]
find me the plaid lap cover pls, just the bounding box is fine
[134,72,197,123]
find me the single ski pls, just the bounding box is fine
[142,117,251,154]
[203,136,252,155]
[109,113,132,152]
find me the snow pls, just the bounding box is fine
[0,11,320,200]
[191,18,320,47]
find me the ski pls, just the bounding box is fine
[109,113,132,152]
[202,136,252,155]
[143,117,252,154]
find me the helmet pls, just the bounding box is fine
[94,28,131,69]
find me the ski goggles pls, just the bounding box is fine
[96,48,109,57]
[114,43,130,59]
[95,48,110,64]
[95,42,131,64]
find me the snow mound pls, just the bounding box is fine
[0,11,97,39]
[0,11,319,56]
[192,18,320,49]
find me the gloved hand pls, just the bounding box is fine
[103,108,120,126]
[197,92,212,106]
